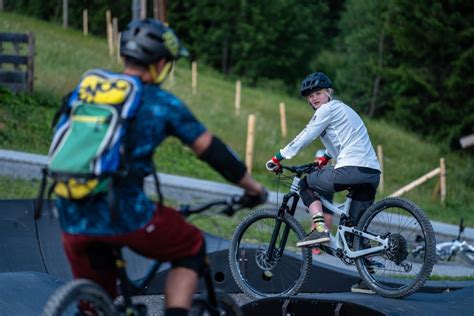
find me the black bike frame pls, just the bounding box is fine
[113,197,242,315]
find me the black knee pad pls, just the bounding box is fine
[299,177,321,207]
[171,240,207,276]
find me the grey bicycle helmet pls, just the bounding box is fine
[300,72,333,97]
[120,19,189,65]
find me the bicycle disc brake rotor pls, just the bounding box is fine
[386,234,408,264]
[255,245,280,270]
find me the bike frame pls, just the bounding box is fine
[114,198,242,315]
[272,173,388,262]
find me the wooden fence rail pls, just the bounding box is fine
[0,32,35,93]
[389,158,446,205]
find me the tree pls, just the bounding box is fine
[169,0,329,89]
[335,0,393,116]
[386,0,474,147]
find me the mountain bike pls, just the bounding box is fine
[41,197,245,316]
[412,218,474,266]
[229,162,436,299]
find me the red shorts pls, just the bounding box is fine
[62,204,203,297]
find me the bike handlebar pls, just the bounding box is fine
[279,162,317,176]
[178,195,243,217]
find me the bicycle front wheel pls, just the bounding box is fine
[228,209,312,299]
[355,197,436,298]
[41,279,117,316]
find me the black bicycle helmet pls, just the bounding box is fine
[300,72,333,97]
[120,19,188,65]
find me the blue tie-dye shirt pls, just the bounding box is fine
[57,82,206,235]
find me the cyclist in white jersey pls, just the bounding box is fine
[266,72,381,249]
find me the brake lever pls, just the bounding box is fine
[221,195,242,216]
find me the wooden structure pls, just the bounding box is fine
[191,61,197,95]
[235,80,241,116]
[245,114,256,173]
[279,102,287,138]
[0,32,35,93]
[377,145,384,193]
[389,158,446,205]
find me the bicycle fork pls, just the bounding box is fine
[265,192,300,262]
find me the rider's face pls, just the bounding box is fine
[307,89,330,110]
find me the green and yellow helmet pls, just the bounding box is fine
[120,18,189,65]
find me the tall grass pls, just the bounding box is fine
[0,12,473,226]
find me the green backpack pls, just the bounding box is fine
[35,69,144,216]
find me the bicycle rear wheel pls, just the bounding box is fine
[229,209,312,299]
[189,290,243,316]
[355,197,436,298]
[41,279,117,316]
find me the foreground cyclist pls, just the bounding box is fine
[265,72,380,293]
[56,19,267,316]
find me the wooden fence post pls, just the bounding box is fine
[377,145,384,193]
[0,33,35,93]
[63,0,68,29]
[440,158,446,206]
[12,40,20,71]
[140,0,147,19]
[235,80,241,116]
[83,9,88,36]
[389,168,441,197]
[245,114,256,173]
[191,61,197,95]
[131,0,140,21]
[279,102,287,138]
[106,10,114,56]
[0,0,4,11]
[116,32,121,63]
[112,17,119,57]
[27,32,35,93]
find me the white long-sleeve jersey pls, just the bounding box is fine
[280,100,380,171]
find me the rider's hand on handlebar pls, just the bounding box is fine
[239,188,268,208]
[266,156,282,173]
[315,155,330,168]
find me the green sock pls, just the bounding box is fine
[312,213,326,233]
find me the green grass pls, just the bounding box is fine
[0,12,473,228]
[429,275,474,281]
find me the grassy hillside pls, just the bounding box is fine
[0,12,473,226]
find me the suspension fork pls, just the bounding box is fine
[265,192,299,261]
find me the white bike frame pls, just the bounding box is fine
[291,175,388,259]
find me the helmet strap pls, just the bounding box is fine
[149,61,173,84]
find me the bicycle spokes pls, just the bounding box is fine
[229,210,311,298]
[354,198,436,298]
